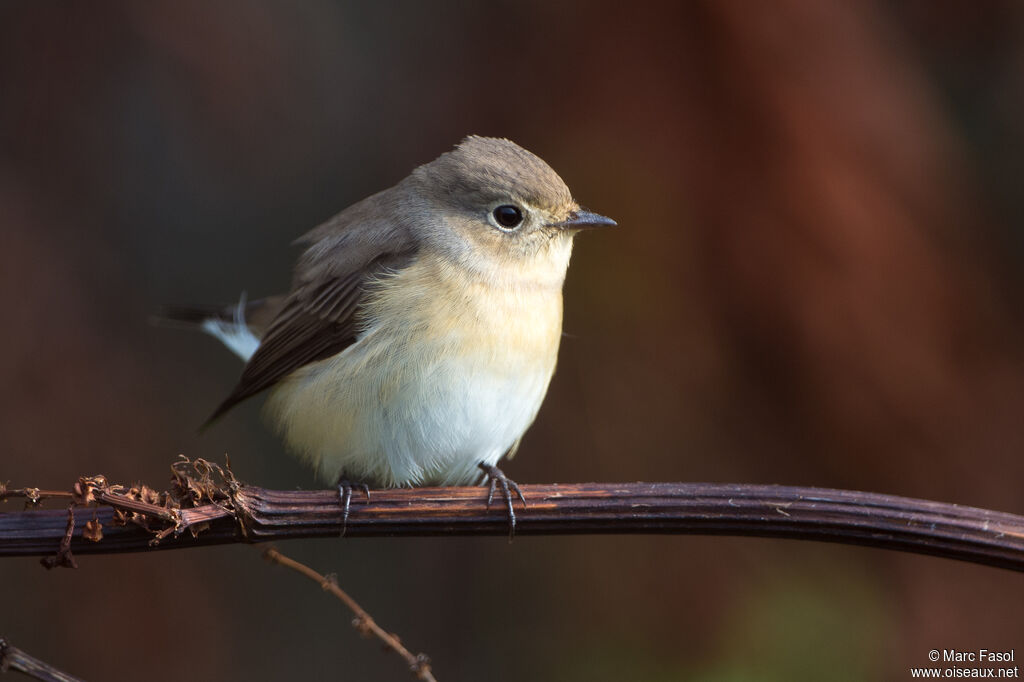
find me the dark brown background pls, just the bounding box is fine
[2,1,1023,679]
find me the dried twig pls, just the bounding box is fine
[0,636,83,682]
[3,478,1024,572]
[0,483,72,507]
[262,546,437,681]
[8,459,240,567]
[38,504,77,570]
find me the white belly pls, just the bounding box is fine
[263,256,565,487]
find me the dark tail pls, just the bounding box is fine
[155,294,285,431]
[154,295,285,336]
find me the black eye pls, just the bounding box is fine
[492,204,523,229]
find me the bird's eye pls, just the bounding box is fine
[492,205,524,229]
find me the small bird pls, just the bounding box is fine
[165,136,614,532]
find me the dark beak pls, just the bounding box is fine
[548,209,617,230]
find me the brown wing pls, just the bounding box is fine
[204,252,411,425]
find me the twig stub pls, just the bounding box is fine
[0,635,84,682]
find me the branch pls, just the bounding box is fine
[262,547,436,681]
[0,637,83,682]
[2,482,1024,571]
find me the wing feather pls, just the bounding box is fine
[205,253,414,425]
[204,182,420,424]
[203,218,415,425]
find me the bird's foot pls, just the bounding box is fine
[336,478,371,536]
[478,463,527,541]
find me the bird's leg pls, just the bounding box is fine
[478,463,527,541]
[336,477,371,536]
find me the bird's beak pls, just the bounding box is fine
[548,209,617,230]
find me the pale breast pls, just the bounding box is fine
[265,253,566,487]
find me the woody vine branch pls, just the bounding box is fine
[1,460,1023,571]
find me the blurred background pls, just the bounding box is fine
[2,1,1024,679]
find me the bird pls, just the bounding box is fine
[164,136,615,534]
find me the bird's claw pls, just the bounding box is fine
[479,463,526,541]
[337,478,370,536]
